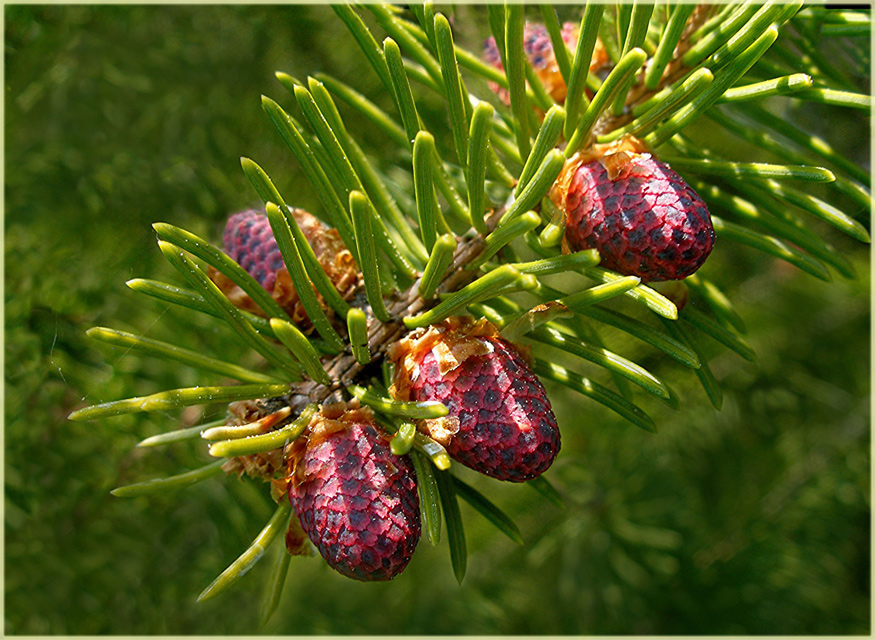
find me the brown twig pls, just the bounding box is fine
[277,229,488,416]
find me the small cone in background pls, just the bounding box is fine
[483,21,609,105]
[286,401,421,581]
[552,136,715,282]
[210,208,360,330]
[389,317,561,483]
[220,399,289,483]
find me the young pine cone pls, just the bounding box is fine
[552,136,716,282]
[483,21,609,105]
[210,208,359,329]
[389,317,560,483]
[285,402,421,581]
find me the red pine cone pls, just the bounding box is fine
[209,207,359,329]
[286,402,421,581]
[389,317,560,483]
[552,137,715,282]
[483,22,609,105]
[223,210,286,291]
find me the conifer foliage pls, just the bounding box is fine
[69,2,870,621]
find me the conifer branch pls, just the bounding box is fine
[69,3,871,606]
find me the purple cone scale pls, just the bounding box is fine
[213,207,359,328]
[483,21,608,105]
[553,139,716,282]
[287,403,420,581]
[389,317,560,482]
[223,210,285,291]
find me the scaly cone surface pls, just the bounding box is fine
[210,208,360,327]
[286,401,421,581]
[483,21,609,104]
[389,317,560,482]
[553,137,716,282]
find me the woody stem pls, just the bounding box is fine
[275,226,490,416]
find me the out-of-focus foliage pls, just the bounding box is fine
[5,5,870,635]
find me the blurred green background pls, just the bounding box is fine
[5,5,870,635]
